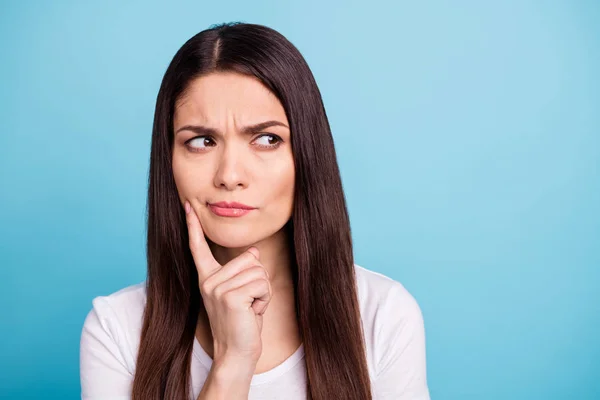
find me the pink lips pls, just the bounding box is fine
[208,201,256,218]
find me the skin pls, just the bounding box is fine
[172,71,301,374]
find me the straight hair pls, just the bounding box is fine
[133,22,372,400]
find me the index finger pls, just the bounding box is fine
[185,200,220,283]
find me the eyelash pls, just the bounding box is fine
[184,134,284,153]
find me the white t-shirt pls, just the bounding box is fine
[80,264,430,400]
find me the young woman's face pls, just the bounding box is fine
[172,71,295,249]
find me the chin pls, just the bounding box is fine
[205,225,265,249]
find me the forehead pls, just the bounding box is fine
[174,71,287,126]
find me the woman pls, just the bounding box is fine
[80,22,430,400]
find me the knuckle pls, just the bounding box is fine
[260,278,270,290]
[252,278,269,293]
[200,280,212,295]
[222,292,238,309]
[249,265,267,279]
[212,284,225,300]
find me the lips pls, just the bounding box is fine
[207,201,256,218]
[209,201,256,210]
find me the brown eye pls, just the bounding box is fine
[253,134,283,149]
[185,136,215,152]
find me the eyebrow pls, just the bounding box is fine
[175,120,289,136]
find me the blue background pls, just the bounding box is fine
[0,1,598,399]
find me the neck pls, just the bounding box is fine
[207,224,294,290]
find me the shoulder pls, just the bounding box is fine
[81,281,147,373]
[89,281,147,317]
[353,263,422,316]
[353,264,426,376]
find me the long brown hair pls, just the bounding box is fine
[133,22,372,399]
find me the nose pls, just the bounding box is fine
[213,141,248,190]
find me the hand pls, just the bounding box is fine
[185,200,272,363]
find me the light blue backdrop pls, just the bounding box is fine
[1,1,598,399]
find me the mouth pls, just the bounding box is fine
[207,201,257,218]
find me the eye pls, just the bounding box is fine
[185,136,215,152]
[253,134,283,149]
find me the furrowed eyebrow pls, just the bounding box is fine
[242,120,289,134]
[174,125,218,136]
[175,120,289,136]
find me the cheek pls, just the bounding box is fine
[172,154,212,202]
[268,164,295,213]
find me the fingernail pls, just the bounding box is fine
[185,201,191,214]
